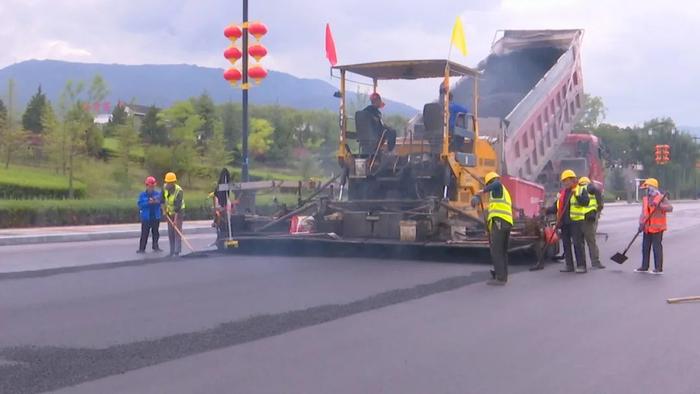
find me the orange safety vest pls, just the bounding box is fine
[641,194,667,233]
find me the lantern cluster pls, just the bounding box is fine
[655,144,670,165]
[223,21,268,87]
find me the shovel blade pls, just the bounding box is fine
[610,252,628,264]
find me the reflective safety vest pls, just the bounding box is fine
[487,186,513,227]
[164,184,185,215]
[642,194,667,233]
[557,186,586,222]
[582,186,598,215]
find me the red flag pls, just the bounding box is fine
[325,23,338,66]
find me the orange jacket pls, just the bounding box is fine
[640,194,672,233]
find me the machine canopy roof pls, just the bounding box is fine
[333,59,479,80]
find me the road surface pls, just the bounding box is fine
[1,202,700,393]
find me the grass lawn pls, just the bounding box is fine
[0,165,85,190]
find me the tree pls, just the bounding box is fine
[64,102,93,198]
[113,117,140,196]
[193,92,216,141]
[575,94,607,131]
[87,74,109,105]
[140,106,167,144]
[22,85,47,134]
[157,101,203,181]
[220,102,241,156]
[0,99,6,129]
[104,102,128,136]
[205,121,233,176]
[247,118,274,159]
[1,79,27,169]
[41,102,62,173]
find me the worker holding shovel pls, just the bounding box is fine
[544,169,590,273]
[634,178,673,274]
[163,172,186,257]
[472,172,513,286]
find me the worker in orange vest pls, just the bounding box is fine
[634,178,673,274]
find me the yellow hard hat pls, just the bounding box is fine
[560,169,577,181]
[641,178,659,189]
[164,172,177,183]
[484,172,500,185]
[578,176,591,185]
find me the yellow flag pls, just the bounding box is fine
[450,17,468,57]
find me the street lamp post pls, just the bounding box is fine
[241,0,249,182]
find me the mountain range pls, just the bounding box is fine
[0,60,416,116]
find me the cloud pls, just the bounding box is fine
[0,0,699,124]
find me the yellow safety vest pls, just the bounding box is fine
[582,186,597,215]
[487,186,513,227]
[556,186,586,222]
[164,184,186,215]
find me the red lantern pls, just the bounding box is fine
[224,46,242,64]
[248,21,268,41]
[224,25,242,42]
[248,65,268,84]
[223,67,242,85]
[248,44,267,62]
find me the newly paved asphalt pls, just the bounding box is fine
[1,202,700,393]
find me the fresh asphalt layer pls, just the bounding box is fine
[1,202,700,393]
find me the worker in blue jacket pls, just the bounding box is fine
[137,176,162,253]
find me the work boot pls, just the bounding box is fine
[136,249,145,254]
[529,262,544,271]
[592,262,606,269]
[575,266,588,274]
[560,266,575,273]
[486,279,506,286]
[153,245,163,252]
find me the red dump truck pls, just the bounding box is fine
[454,29,594,194]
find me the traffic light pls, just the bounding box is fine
[654,144,670,165]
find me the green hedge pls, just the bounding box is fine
[0,167,87,199]
[0,199,211,228]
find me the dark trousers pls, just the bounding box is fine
[561,221,586,269]
[139,219,160,251]
[489,218,512,281]
[167,213,184,255]
[641,232,664,271]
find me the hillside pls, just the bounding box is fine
[0,60,417,116]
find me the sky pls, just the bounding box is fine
[1,0,699,126]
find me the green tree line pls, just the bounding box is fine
[576,94,699,199]
[1,75,408,198]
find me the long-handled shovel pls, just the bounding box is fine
[611,192,668,264]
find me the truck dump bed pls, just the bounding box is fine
[454,30,585,185]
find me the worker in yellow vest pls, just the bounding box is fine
[578,177,605,269]
[163,172,186,256]
[544,169,589,273]
[472,171,513,285]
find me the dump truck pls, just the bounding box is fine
[452,29,588,194]
[214,59,547,258]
